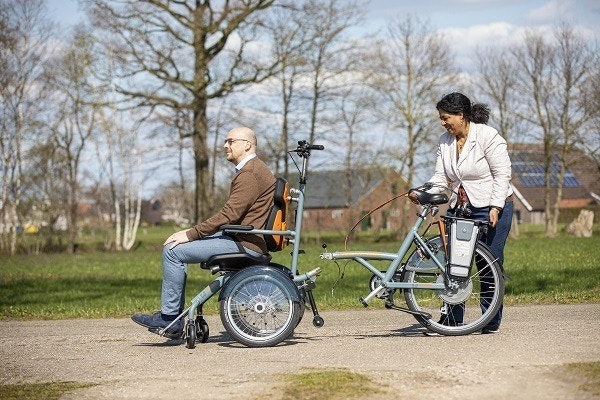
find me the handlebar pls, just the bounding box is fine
[292,140,324,157]
[289,140,324,186]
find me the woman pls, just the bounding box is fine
[417,92,513,334]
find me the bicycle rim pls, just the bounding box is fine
[403,242,504,335]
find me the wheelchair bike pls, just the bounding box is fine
[152,140,325,348]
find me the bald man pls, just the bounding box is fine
[132,127,276,336]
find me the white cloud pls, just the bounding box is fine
[526,0,575,21]
[440,22,525,49]
[437,22,534,71]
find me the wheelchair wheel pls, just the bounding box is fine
[402,236,505,336]
[268,262,306,327]
[195,316,209,343]
[220,266,301,347]
[185,321,196,349]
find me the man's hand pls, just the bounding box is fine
[164,230,190,249]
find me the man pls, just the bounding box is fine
[132,127,276,335]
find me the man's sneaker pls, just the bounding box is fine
[481,324,500,334]
[132,311,183,338]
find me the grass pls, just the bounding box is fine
[566,361,600,396]
[277,368,385,400]
[0,224,598,319]
[0,382,95,400]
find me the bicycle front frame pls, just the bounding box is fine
[321,203,447,305]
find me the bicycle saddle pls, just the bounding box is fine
[408,189,449,205]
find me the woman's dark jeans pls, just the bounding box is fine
[444,201,513,327]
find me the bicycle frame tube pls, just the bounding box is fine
[323,204,447,293]
[288,188,304,276]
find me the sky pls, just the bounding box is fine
[47,0,600,38]
[46,0,600,72]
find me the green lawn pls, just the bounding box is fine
[0,225,598,319]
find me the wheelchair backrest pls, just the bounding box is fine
[263,177,290,252]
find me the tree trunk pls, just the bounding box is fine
[192,107,210,223]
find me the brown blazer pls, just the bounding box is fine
[186,157,276,253]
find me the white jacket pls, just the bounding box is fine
[428,123,512,209]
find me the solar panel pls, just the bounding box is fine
[510,151,581,188]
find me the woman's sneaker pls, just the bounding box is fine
[423,316,461,336]
[481,324,500,334]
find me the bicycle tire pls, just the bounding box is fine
[219,266,301,347]
[402,236,504,335]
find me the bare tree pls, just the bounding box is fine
[0,0,53,253]
[582,60,600,175]
[512,25,597,236]
[365,15,456,235]
[512,30,556,235]
[475,46,523,144]
[84,0,280,223]
[549,24,597,232]
[262,4,310,178]
[23,141,69,251]
[46,26,99,253]
[366,15,456,188]
[336,86,381,236]
[296,0,365,146]
[93,109,143,251]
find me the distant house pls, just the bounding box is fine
[288,169,412,232]
[509,144,598,224]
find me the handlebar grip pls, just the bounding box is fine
[310,144,324,150]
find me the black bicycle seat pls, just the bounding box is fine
[408,189,449,205]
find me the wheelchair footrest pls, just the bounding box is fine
[148,327,184,340]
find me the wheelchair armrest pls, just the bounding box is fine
[220,224,254,231]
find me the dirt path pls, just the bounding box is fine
[1,304,599,399]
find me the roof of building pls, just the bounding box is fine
[289,169,401,209]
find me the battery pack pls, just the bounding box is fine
[446,218,480,279]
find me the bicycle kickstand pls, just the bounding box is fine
[385,300,432,319]
[306,289,324,327]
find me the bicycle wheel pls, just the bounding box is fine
[402,236,504,335]
[220,266,301,347]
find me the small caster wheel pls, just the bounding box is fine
[313,315,324,327]
[186,321,196,349]
[195,316,209,343]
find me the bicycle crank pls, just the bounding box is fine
[384,301,432,319]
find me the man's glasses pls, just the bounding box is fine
[224,138,250,146]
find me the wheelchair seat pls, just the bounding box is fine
[201,252,272,274]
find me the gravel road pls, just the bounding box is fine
[1,303,599,399]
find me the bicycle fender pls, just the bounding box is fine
[218,265,301,302]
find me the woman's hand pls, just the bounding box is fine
[164,230,190,249]
[489,207,500,228]
[408,192,419,204]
